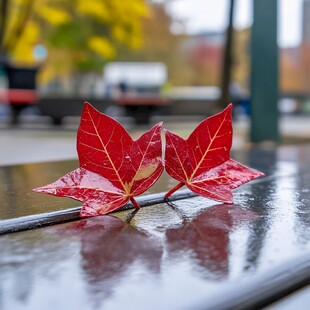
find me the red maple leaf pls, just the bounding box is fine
[164,104,264,203]
[33,102,164,217]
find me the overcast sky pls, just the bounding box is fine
[163,0,303,47]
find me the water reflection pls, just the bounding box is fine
[64,216,163,307]
[284,146,310,246]
[0,203,261,309]
[238,147,277,271]
[165,204,258,280]
[243,147,305,272]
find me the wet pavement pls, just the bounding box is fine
[1,142,310,308]
[0,128,77,165]
[2,115,310,308]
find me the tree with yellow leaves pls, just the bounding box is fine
[0,0,148,78]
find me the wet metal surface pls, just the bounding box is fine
[2,145,310,308]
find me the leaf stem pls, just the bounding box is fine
[130,197,141,210]
[164,182,185,199]
[125,209,139,223]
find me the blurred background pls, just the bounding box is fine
[0,0,309,160]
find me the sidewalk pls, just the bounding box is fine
[1,115,310,166]
[0,128,77,166]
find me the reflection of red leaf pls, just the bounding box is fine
[54,216,162,303]
[165,104,264,203]
[166,204,258,279]
[34,102,164,217]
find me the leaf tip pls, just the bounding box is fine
[82,101,98,114]
[32,185,55,195]
[256,171,265,179]
[249,166,265,179]
[226,103,233,112]
[154,121,163,131]
[32,186,44,193]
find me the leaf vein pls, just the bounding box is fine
[190,110,229,180]
[87,105,128,194]
[190,183,229,201]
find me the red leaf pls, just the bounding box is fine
[164,104,264,203]
[33,102,164,217]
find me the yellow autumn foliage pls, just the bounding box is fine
[87,37,115,59]
[11,21,40,63]
[76,0,111,22]
[35,6,71,26]
[2,0,148,80]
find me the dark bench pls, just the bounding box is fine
[117,95,171,124]
[37,97,217,125]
